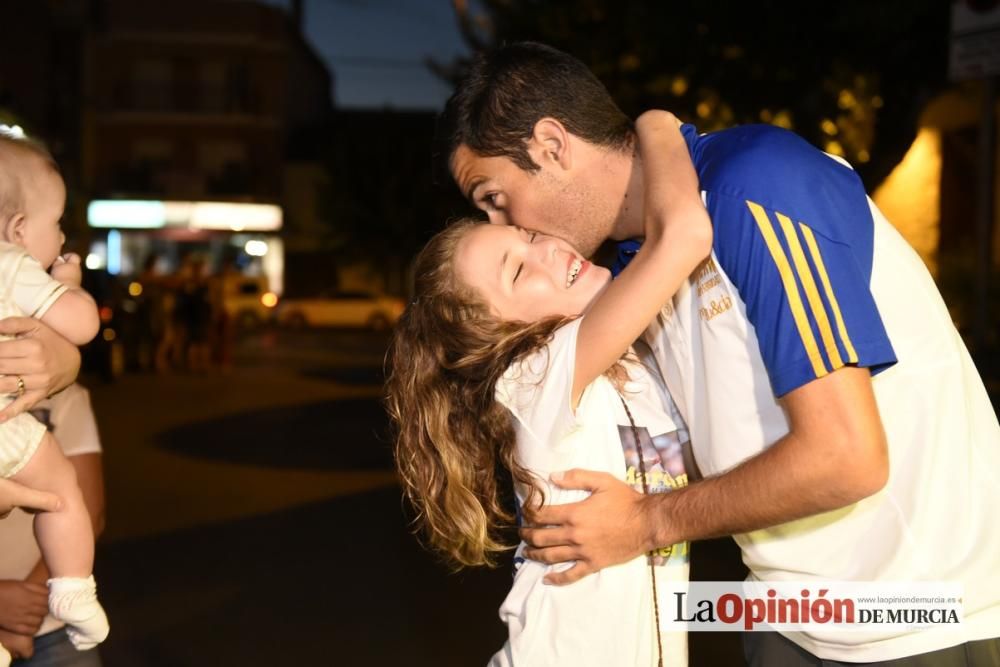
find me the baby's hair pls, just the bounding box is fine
[0,132,59,223]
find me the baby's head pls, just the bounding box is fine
[0,133,66,268]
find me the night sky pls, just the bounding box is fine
[262,0,470,110]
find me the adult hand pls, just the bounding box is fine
[520,469,657,585]
[0,628,35,661]
[0,580,48,636]
[0,317,80,421]
[0,478,61,519]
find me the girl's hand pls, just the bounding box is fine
[635,110,712,250]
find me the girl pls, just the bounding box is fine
[386,111,711,666]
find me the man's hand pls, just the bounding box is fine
[0,580,48,636]
[0,478,61,519]
[0,317,80,420]
[0,628,35,661]
[520,469,656,585]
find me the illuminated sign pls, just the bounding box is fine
[88,200,283,231]
[87,201,166,229]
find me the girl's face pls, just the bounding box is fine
[453,224,611,322]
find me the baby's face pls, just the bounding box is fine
[19,162,66,269]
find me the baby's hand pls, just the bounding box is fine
[50,254,83,287]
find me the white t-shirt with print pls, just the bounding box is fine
[489,319,690,667]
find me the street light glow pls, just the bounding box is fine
[245,240,269,256]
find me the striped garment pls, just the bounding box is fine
[0,242,67,477]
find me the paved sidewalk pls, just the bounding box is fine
[85,359,516,666]
[83,334,745,665]
[89,366,394,542]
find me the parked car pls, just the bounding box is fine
[275,289,405,330]
[224,275,278,329]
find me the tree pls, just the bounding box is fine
[438,0,951,189]
[318,109,467,294]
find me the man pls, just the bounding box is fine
[440,42,1000,664]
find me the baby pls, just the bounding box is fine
[0,128,107,666]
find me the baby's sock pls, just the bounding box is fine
[0,642,10,667]
[48,575,110,651]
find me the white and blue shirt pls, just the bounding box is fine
[615,124,1000,661]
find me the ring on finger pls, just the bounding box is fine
[14,375,24,398]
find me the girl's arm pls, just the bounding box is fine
[573,110,712,403]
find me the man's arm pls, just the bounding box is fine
[0,453,103,659]
[0,628,36,661]
[521,365,888,584]
[0,317,81,421]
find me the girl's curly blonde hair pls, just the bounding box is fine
[385,218,570,568]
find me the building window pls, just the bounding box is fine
[201,62,227,113]
[132,59,173,111]
[118,139,174,194]
[225,62,252,113]
[200,141,250,195]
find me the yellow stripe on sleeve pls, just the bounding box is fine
[799,223,858,363]
[745,201,827,378]
[774,212,843,369]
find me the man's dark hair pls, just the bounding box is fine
[437,42,634,174]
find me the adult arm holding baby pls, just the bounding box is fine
[0,252,96,422]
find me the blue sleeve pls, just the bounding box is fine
[709,190,897,397]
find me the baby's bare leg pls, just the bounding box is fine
[10,432,93,577]
[9,432,108,650]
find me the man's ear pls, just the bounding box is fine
[527,117,572,171]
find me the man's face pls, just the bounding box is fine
[450,144,613,258]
